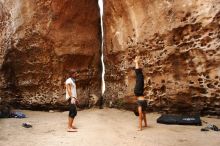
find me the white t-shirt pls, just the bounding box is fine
[65,78,77,100]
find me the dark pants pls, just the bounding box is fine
[69,103,77,118]
[133,68,146,116]
[134,68,144,96]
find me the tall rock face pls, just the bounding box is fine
[0,0,101,110]
[104,0,220,114]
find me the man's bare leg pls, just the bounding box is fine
[143,112,147,127]
[67,117,77,132]
[71,120,77,129]
[138,106,143,131]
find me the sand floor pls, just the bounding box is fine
[0,108,220,146]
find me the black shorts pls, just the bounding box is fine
[137,100,148,111]
[69,104,77,118]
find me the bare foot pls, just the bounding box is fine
[72,126,78,129]
[137,128,142,131]
[67,128,77,132]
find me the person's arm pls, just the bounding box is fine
[66,83,77,104]
[134,56,140,69]
[73,84,77,98]
[66,83,72,97]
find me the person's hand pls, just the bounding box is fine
[71,97,76,104]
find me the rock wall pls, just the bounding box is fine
[1,0,220,114]
[0,0,101,110]
[104,0,220,115]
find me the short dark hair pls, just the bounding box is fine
[69,69,79,76]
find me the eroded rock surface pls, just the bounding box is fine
[104,0,220,115]
[0,0,101,110]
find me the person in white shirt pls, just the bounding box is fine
[65,70,78,132]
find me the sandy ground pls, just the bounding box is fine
[0,108,220,146]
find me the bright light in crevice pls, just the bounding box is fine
[98,0,105,95]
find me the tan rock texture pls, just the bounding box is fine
[104,0,220,115]
[0,0,101,109]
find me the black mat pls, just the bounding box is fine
[157,114,202,126]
